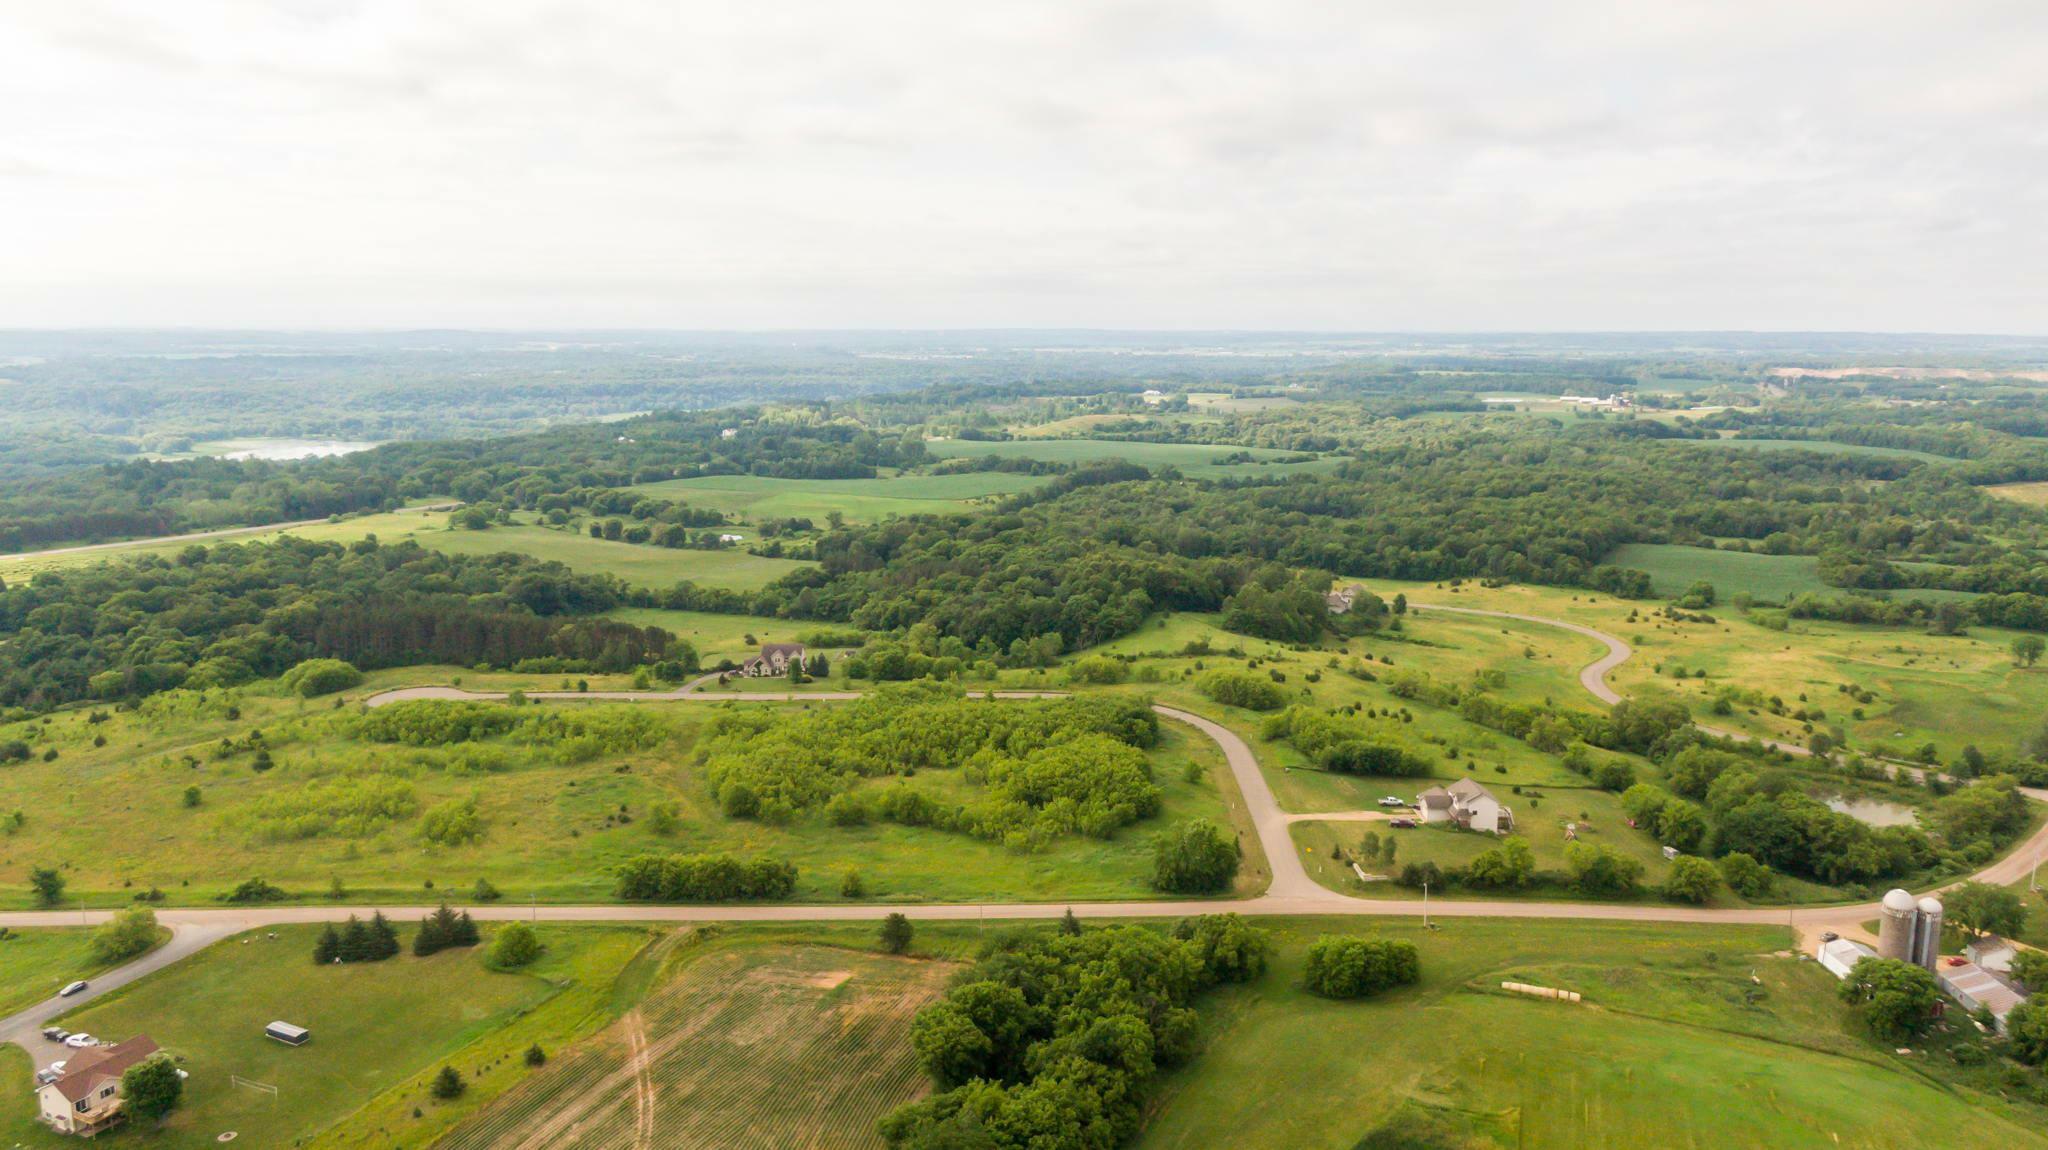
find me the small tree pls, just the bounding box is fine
[1151,819,1240,894]
[28,866,64,907]
[2014,635,2045,668]
[473,878,502,902]
[121,1053,183,1122]
[489,921,543,969]
[524,1044,548,1068]
[182,785,202,808]
[1059,907,1082,937]
[1839,957,1940,1041]
[841,869,865,899]
[431,1065,466,1100]
[89,907,160,964]
[313,922,342,964]
[1660,856,1719,904]
[2008,998,2048,1064]
[1945,881,2027,941]
[879,912,914,955]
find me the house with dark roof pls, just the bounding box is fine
[1415,778,1513,833]
[740,642,807,677]
[36,1035,159,1136]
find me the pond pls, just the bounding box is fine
[1822,795,1920,827]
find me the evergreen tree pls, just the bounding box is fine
[1059,907,1082,936]
[431,1066,466,1100]
[368,911,401,960]
[879,912,914,955]
[452,910,481,947]
[313,922,342,965]
[339,915,371,962]
[414,911,448,957]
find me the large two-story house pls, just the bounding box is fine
[1416,778,1514,834]
[36,1035,160,1137]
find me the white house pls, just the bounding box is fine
[37,1035,159,1137]
[1416,778,1513,833]
[1325,584,1370,614]
[1816,937,1878,979]
[740,643,807,677]
[1141,389,1165,405]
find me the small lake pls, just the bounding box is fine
[1823,795,1920,827]
[205,438,382,461]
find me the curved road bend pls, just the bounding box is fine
[9,609,2048,1050]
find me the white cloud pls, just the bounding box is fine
[0,0,2043,331]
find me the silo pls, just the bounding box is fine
[1877,888,1917,962]
[1914,896,1945,970]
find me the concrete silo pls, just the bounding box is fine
[1877,888,1917,962]
[1914,896,1945,971]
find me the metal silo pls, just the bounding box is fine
[1914,896,1944,970]
[1877,888,1916,962]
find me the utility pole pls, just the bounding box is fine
[1422,880,1430,930]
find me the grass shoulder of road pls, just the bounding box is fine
[0,926,170,1019]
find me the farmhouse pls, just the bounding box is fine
[1416,778,1513,833]
[36,1035,159,1137]
[1325,584,1370,614]
[741,642,807,677]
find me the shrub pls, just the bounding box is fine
[280,658,364,698]
[431,1065,467,1100]
[1196,670,1287,711]
[1302,936,1420,998]
[1563,843,1642,896]
[488,922,544,969]
[614,852,799,901]
[1660,856,1720,903]
[122,1053,184,1121]
[223,876,288,903]
[880,912,914,955]
[1172,913,1270,985]
[420,796,486,846]
[1151,819,1240,893]
[89,907,160,964]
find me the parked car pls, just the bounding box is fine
[1377,796,1406,807]
[1820,931,1840,943]
[62,1034,98,1049]
[58,980,88,997]
[40,1026,68,1042]
[35,1065,63,1086]
[1389,817,1418,828]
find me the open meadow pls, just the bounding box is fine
[921,437,1339,479]
[629,471,1051,523]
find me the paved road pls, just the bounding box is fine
[8,604,2044,1051]
[0,503,461,566]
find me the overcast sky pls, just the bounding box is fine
[1,2,2043,332]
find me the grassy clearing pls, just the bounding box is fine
[1604,543,1830,601]
[0,507,458,584]
[1986,480,2048,508]
[1372,578,2048,764]
[439,937,954,1149]
[0,687,1247,908]
[0,923,652,1150]
[921,437,1338,479]
[1138,917,2048,1150]
[629,471,1050,523]
[415,522,808,589]
[600,607,827,666]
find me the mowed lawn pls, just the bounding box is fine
[415,523,809,589]
[0,924,656,1150]
[0,929,163,1019]
[1138,918,2048,1150]
[438,941,954,1150]
[630,471,1050,523]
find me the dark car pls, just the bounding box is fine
[1388,817,1418,828]
[41,1026,68,1042]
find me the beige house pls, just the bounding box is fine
[1416,778,1513,834]
[740,642,807,677]
[36,1035,159,1137]
[1325,584,1370,614]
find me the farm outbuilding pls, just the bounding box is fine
[264,1021,311,1046]
[1817,937,1877,979]
[1937,960,2027,1034]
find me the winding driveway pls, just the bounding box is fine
[7,605,2046,1053]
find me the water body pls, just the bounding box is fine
[1823,795,1920,827]
[208,438,382,461]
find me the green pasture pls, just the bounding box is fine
[1687,436,1951,463]
[1604,543,1829,602]
[629,471,1050,523]
[416,522,808,590]
[0,507,458,585]
[922,437,1338,478]
[1138,917,2048,1150]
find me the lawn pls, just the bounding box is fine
[0,923,656,1150]
[1137,917,2048,1149]
[0,687,1253,908]
[415,522,808,589]
[437,938,954,1149]
[0,928,168,1020]
[629,471,1051,523]
[602,607,827,667]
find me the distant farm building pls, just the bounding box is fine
[1816,937,1878,979]
[1141,389,1165,405]
[36,1035,159,1137]
[741,643,807,677]
[1325,584,1370,614]
[1967,935,2017,975]
[1417,778,1513,834]
[1939,959,2028,1033]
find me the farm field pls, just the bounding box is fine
[415,522,809,589]
[602,607,828,667]
[1604,542,1830,601]
[921,437,1339,478]
[629,471,1050,523]
[0,923,656,1150]
[0,687,1251,908]
[0,506,458,584]
[1986,480,2048,508]
[1137,918,2048,1150]
[437,937,955,1150]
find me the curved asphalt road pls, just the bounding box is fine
[8,605,2046,1053]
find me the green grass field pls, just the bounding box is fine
[922,437,1339,479]
[0,928,169,1019]
[630,471,1051,523]
[602,607,822,666]
[0,686,1252,908]
[1137,917,2048,1149]
[416,522,808,589]
[437,939,953,1149]
[1688,436,1952,463]
[1604,543,1830,602]
[0,923,656,1150]
[0,507,459,585]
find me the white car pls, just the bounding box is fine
[1377,796,1406,808]
[62,1034,98,1049]
[58,980,88,997]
